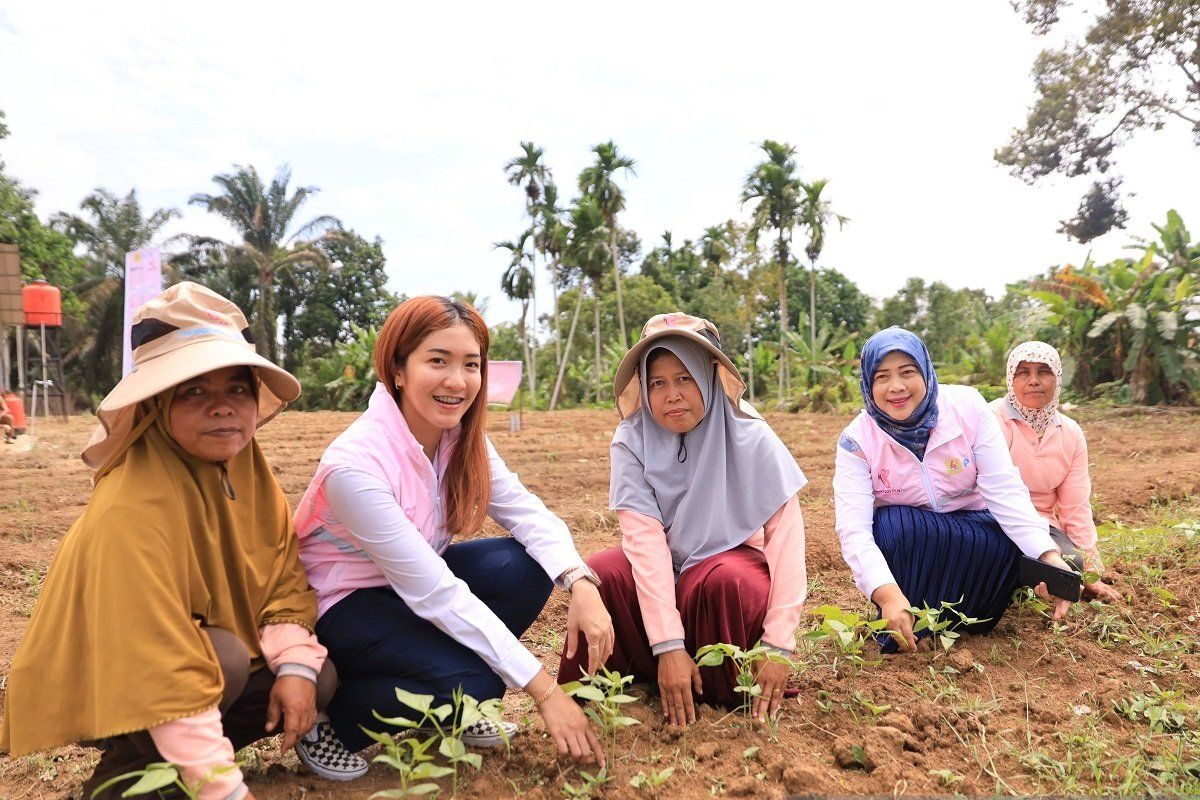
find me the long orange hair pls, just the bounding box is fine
[375,296,491,534]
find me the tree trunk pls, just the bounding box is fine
[550,253,562,374]
[809,257,817,373]
[777,236,789,403]
[550,287,585,410]
[594,283,603,402]
[746,323,755,404]
[520,301,534,400]
[258,265,278,364]
[609,226,627,347]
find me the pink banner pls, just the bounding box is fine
[123,247,163,376]
[488,360,523,405]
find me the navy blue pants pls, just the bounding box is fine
[872,505,1020,654]
[316,537,553,751]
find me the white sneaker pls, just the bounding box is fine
[296,721,369,781]
[401,718,518,748]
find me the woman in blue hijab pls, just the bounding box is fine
[833,328,1077,652]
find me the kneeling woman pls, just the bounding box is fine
[559,313,808,725]
[294,296,612,769]
[991,341,1122,603]
[1,283,350,800]
[833,327,1077,653]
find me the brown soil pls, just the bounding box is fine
[1,406,1198,798]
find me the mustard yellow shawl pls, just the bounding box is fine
[1,399,316,755]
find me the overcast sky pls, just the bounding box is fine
[2,1,1196,328]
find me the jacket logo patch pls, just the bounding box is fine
[945,457,964,475]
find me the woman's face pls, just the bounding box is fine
[395,322,483,449]
[871,350,927,421]
[646,351,705,434]
[1012,360,1056,409]
[169,366,258,462]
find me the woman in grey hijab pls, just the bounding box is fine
[558,313,808,726]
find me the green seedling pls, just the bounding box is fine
[928,769,963,788]
[908,599,988,651]
[803,605,890,672]
[849,691,892,720]
[562,768,611,798]
[629,766,674,795]
[1149,586,1181,609]
[563,666,640,752]
[90,762,234,800]
[694,641,791,717]
[372,686,506,796]
[1172,521,1199,544]
[1113,684,1198,733]
[362,728,452,797]
[1011,586,1051,618]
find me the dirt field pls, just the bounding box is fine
[1,406,1199,799]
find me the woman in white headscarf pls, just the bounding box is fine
[557,313,809,726]
[990,341,1122,603]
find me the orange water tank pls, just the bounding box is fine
[2,391,26,433]
[23,280,62,327]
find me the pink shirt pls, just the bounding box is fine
[834,385,1055,599]
[990,399,1101,568]
[620,495,807,654]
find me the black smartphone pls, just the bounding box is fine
[1018,555,1082,602]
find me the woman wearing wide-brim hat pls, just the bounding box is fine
[558,313,810,726]
[0,282,366,800]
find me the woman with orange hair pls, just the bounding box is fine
[293,296,612,775]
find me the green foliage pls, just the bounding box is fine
[562,667,640,752]
[362,730,453,798]
[1114,684,1198,734]
[629,766,674,795]
[908,599,988,651]
[292,324,378,411]
[804,604,890,672]
[371,686,505,796]
[694,641,791,717]
[89,762,235,800]
[561,768,611,798]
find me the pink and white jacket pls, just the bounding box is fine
[833,384,1056,599]
[294,382,587,688]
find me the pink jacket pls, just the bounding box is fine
[990,399,1101,568]
[834,385,1055,598]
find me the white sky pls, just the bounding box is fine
[1,1,1196,327]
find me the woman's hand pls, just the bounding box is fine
[657,649,702,726]
[266,675,317,753]
[1035,550,1076,620]
[751,658,789,722]
[872,584,917,652]
[1084,579,1124,604]
[530,677,605,768]
[564,581,614,675]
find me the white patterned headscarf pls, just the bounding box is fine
[1005,341,1062,438]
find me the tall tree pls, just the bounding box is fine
[997,0,1200,241]
[189,165,340,362]
[699,223,734,275]
[798,179,849,368]
[504,143,551,398]
[742,140,802,401]
[551,197,609,409]
[535,182,569,372]
[50,189,179,398]
[578,141,636,347]
[495,232,536,397]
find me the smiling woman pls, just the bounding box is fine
[292,295,613,776]
[0,283,360,800]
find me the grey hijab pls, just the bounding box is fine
[609,337,807,575]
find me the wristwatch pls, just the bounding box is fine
[561,565,601,593]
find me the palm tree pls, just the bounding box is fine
[535,182,569,372]
[700,223,734,275]
[189,165,340,362]
[742,140,802,401]
[799,179,849,371]
[50,188,179,397]
[504,143,552,399]
[578,141,636,347]
[551,197,609,409]
[495,232,536,397]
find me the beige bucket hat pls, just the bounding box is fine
[81,281,301,469]
[613,312,753,419]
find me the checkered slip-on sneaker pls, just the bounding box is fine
[296,721,369,781]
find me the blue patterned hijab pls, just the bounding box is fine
[859,327,939,461]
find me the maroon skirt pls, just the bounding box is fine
[557,544,772,709]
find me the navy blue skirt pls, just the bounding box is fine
[872,505,1020,653]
